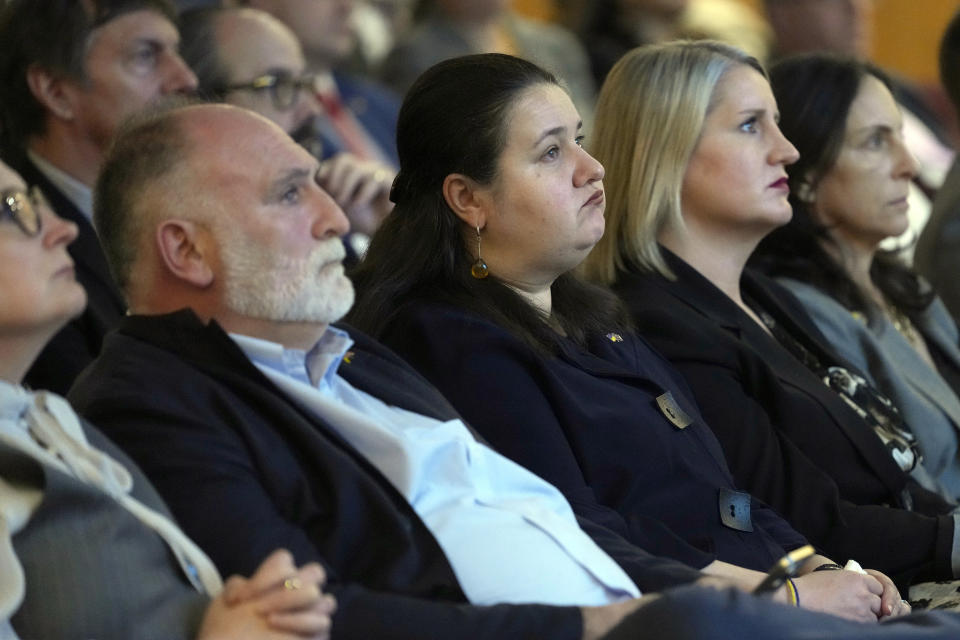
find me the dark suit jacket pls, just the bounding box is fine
[5,422,207,639]
[316,72,400,168]
[377,301,806,573]
[614,250,957,589]
[69,310,702,639]
[17,159,125,395]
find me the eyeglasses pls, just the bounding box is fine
[219,71,316,111]
[1,185,48,237]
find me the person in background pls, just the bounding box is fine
[348,0,417,73]
[348,51,903,622]
[238,0,401,167]
[916,9,960,323]
[0,0,198,394]
[381,0,596,126]
[178,5,394,252]
[763,0,872,60]
[579,0,689,85]
[583,40,960,601]
[750,54,960,505]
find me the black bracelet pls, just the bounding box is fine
[812,563,843,572]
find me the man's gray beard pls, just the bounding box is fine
[221,235,355,325]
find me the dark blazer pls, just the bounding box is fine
[5,422,207,639]
[316,72,400,168]
[17,159,125,395]
[377,301,806,573]
[69,310,701,640]
[614,250,957,588]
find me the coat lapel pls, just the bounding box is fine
[652,251,912,493]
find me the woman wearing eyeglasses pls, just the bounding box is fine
[180,6,396,244]
[0,158,335,639]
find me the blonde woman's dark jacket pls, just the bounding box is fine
[615,248,959,590]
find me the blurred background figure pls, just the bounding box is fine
[350,0,417,72]
[579,0,689,85]
[764,0,872,58]
[238,0,402,167]
[763,0,955,259]
[0,0,198,395]
[916,9,960,322]
[381,0,596,126]
[180,5,395,254]
[578,0,770,88]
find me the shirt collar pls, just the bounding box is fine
[230,326,354,388]
[0,381,34,434]
[27,149,94,223]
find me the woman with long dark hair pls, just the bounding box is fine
[750,54,960,503]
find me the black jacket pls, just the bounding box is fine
[377,300,807,573]
[614,250,956,588]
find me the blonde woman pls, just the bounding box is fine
[584,41,960,592]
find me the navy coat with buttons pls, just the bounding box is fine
[378,300,808,573]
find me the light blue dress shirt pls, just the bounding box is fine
[232,328,640,606]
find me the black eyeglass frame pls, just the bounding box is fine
[1,185,48,237]
[218,71,316,111]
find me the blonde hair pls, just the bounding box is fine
[582,40,764,284]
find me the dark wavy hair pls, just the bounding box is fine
[348,53,630,352]
[750,53,933,323]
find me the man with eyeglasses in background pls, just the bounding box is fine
[234,0,401,167]
[179,6,394,257]
[0,0,198,395]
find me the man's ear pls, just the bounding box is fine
[442,173,487,229]
[156,220,215,288]
[25,64,77,121]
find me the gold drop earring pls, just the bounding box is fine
[470,225,489,279]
